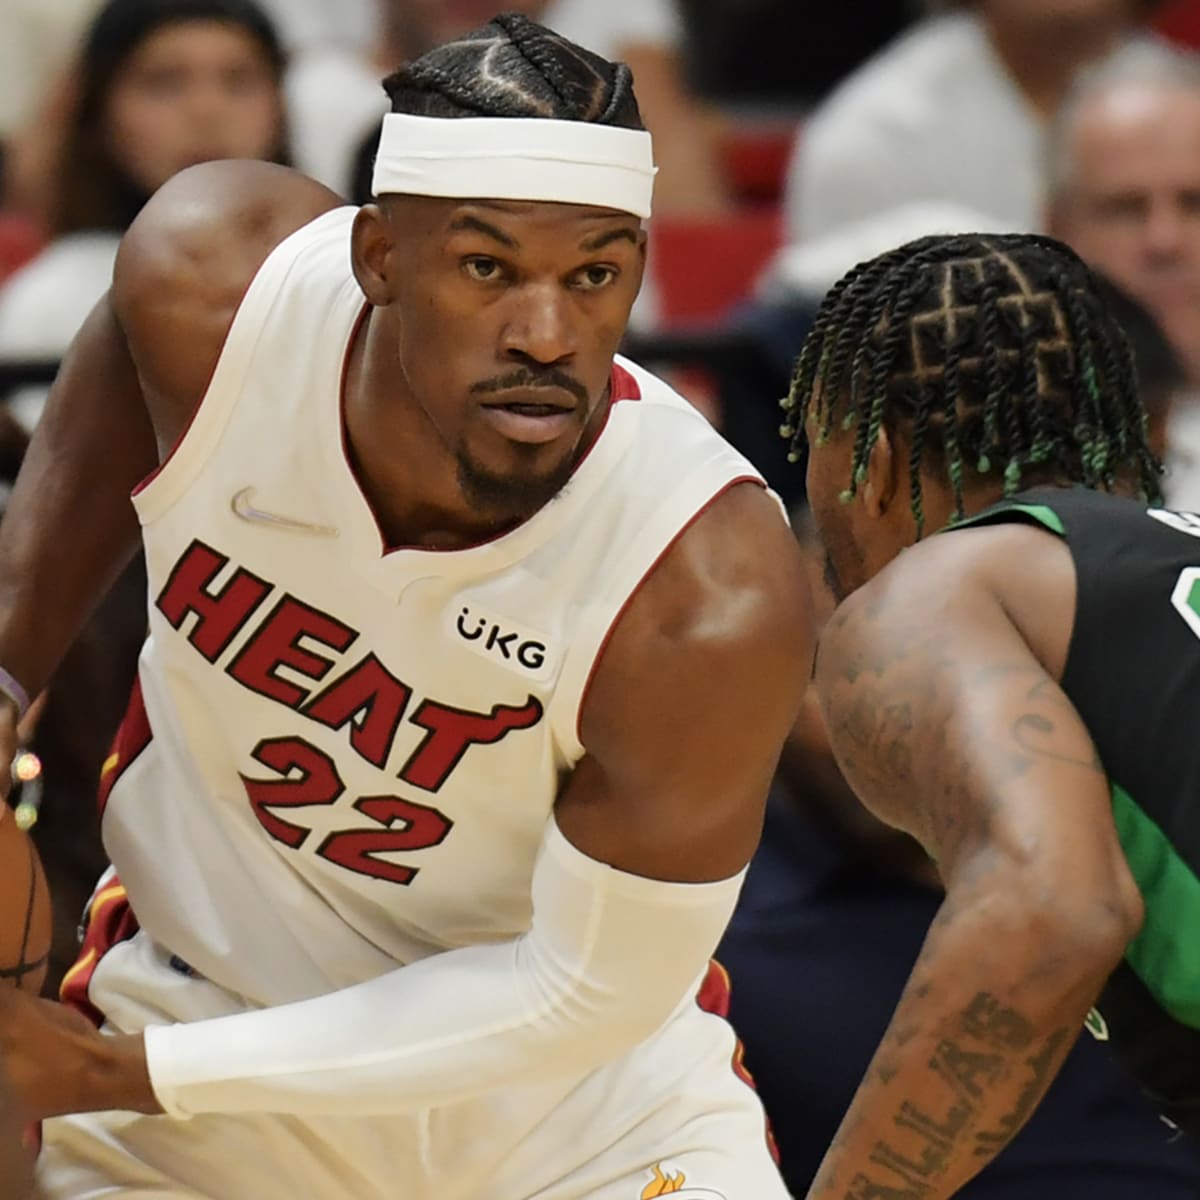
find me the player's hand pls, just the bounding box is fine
[0,1058,36,1200]
[0,989,159,1121]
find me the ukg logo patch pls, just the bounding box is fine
[452,604,554,679]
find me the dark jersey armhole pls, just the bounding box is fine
[949,500,1067,538]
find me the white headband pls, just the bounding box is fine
[371,113,656,219]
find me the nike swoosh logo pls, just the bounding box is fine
[230,487,339,536]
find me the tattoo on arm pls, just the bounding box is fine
[1009,681,1103,773]
[814,993,1070,1200]
[972,1028,1070,1157]
[811,584,1104,1200]
[819,606,1106,862]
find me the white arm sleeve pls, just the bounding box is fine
[144,819,745,1117]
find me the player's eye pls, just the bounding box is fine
[573,264,619,292]
[462,256,504,283]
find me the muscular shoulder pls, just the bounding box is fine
[569,480,813,880]
[111,162,342,410]
[581,481,812,757]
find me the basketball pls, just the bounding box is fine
[0,810,51,996]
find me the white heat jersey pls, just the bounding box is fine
[97,206,767,1011]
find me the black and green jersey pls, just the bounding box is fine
[957,485,1200,1137]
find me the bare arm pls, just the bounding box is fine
[561,480,812,881]
[806,537,1143,1200]
[0,297,155,702]
[0,162,339,785]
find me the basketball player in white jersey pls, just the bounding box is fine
[0,14,809,1200]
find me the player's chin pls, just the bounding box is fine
[457,446,576,519]
[485,422,583,474]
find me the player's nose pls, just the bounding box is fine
[500,281,578,367]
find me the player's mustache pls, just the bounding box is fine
[470,369,589,405]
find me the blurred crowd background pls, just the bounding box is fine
[5,2,1200,1196]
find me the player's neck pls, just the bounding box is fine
[342,311,567,550]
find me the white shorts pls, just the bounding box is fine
[39,934,789,1200]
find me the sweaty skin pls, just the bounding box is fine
[0,160,812,1119]
[806,521,1143,1200]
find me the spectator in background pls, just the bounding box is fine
[289,0,728,217]
[0,0,100,188]
[785,1,1155,245]
[1045,41,1200,507]
[719,286,1199,1197]
[0,0,289,430]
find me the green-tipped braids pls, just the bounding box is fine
[782,232,1163,535]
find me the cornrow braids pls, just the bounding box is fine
[783,232,1163,529]
[382,12,644,131]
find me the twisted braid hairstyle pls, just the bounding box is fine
[383,12,644,129]
[782,232,1162,535]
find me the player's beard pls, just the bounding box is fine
[455,443,577,525]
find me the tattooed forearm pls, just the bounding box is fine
[973,1028,1070,1157]
[810,993,1047,1200]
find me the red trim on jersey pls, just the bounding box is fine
[610,362,641,404]
[574,474,764,747]
[339,337,641,556]
[97,676,153,819]
[59,878,140,1028]
[565,361,640,479]
[697,958,780,1162]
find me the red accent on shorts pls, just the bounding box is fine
[59,878,140,1028]
[696,956,732,1018]
[97,676,153,819]
[697,959,780,1162]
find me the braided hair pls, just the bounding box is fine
[383,12,644,130]
[782,232,1162,535]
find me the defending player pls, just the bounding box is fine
[790,231,1199,1198]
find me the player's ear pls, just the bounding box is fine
[861,424,899,519]
[351,204,395,307]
